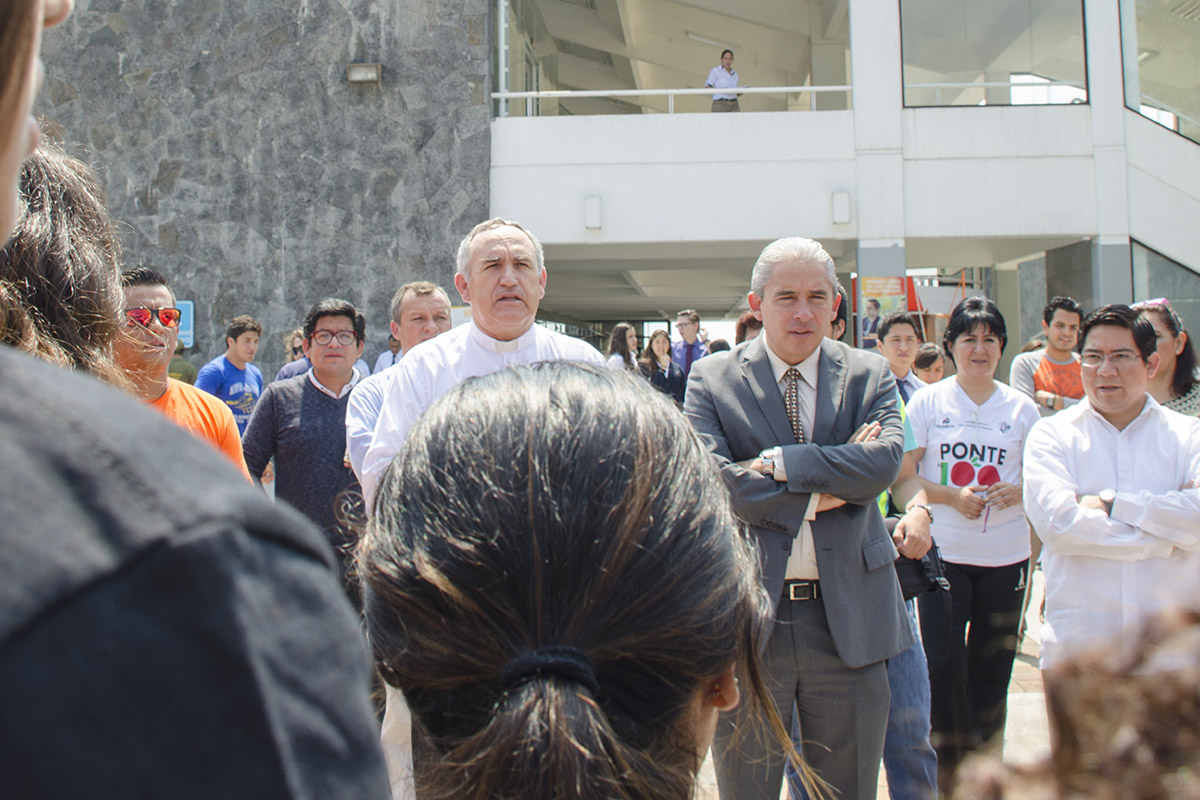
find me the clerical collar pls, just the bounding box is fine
[469,321,537,353]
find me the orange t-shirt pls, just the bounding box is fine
[1032,356,1084,401]
[149,378,252,480]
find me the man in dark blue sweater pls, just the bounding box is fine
[243,298,367,596]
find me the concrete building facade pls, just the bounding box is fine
[37,0,1200,368]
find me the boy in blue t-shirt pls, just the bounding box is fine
[196,315,264,436]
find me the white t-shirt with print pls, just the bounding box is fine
[907,379,1041,566]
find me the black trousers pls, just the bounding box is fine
[918,558,1028,792]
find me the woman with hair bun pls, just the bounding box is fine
[359,362,814,800]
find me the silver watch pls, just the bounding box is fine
[760,449,776,477]
[1099,488,1116,516]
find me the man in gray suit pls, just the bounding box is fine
[685,237,912,800]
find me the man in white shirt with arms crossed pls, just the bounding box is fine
[1023,304,1200,669]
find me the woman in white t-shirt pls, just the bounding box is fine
[904,297,1040,795]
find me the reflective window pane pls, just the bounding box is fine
[1132,241,1200,338]
[1121,0,1200,144]
[492,0,850,117]
[900,0,1087,107]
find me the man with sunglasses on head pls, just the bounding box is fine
[115,268,250,478]
[1023,304,1200,671]
[242,298,367,598]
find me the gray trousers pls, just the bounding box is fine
[713,594,890,800]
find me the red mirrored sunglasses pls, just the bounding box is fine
[125,307,182,328]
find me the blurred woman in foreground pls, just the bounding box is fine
[359,362,815,800]
[0,140,127,384]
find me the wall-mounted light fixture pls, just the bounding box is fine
[585,196,602,230]
[831,191,851,225]
[686,31,741,51]
[346,63,382,84]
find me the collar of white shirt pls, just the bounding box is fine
[308,367,361,399]
[1080,392,1159,431]
[469,321,538,354]
[893,368,923,389]
[761,334,821,391]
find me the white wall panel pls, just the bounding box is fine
[904,158,1096,237]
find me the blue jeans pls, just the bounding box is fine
[789,600,937,800]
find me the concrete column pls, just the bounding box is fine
[1093,238,1133,304]
[856,243,907,346]
[1085,0,1132,262]
[811,43,848,111]
[1017,257,1048,345]
[849,0,907,341]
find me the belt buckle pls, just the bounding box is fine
[788,581,819,601]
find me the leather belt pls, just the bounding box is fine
[784,579,820,602]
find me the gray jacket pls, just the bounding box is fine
[685,335,913,668]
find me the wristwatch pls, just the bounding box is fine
[1044,394,1056,410]
[1099,488,1116,516]
[759,449,776,478]
[908,504,934,523]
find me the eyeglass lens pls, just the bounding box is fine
[126,307,181,328]
[312,330,356,346]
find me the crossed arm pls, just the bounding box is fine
[685,360,904,532]
[1022,424,1200,559]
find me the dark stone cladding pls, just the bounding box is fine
[37,0,491,374]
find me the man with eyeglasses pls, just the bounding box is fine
[243,298,367,597]
[672,308,708,383]
[1023,304,1200,670]
[115,268,250,478]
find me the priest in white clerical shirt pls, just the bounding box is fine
[361,218,604,508]
[359,218,604,800]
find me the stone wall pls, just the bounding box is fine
[38,0,491,375]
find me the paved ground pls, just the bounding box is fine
[695,570,1051,799]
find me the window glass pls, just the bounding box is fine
[900,0,1087,107]
[492,0,849,116]
[1132,241,1200,338]
[1120,0,1200,144]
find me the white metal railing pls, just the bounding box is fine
[1137,92,1200,136]
[491,85,853,117]
[904,79,1087,106]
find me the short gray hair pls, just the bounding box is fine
[455,218,545,277]
[390,281,451,325]
[750,237,836,299]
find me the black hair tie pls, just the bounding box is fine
[499,646,600,695]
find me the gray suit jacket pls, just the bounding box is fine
[685,336,913,668]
